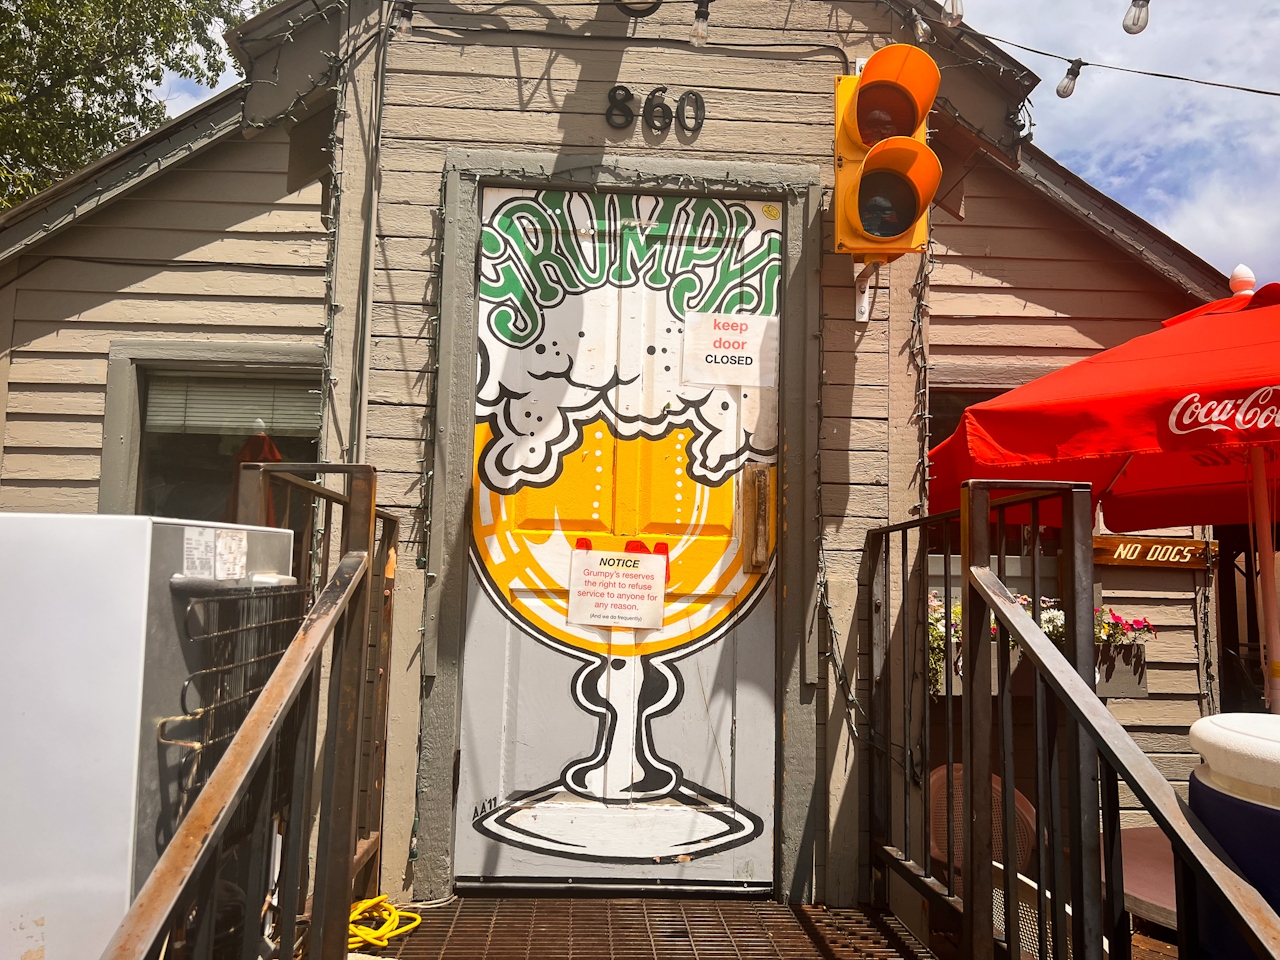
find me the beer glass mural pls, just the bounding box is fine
[454,188,780,885]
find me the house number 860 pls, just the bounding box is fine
[606,85,705,133]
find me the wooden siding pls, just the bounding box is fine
[0,129,329,511]
[930,159,1200,389]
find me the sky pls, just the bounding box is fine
[969,0,1280,282]
[160,0,1280,282]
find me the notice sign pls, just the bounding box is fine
[681,312,779,388]
[566,550,666,630]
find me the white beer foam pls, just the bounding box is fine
[476,290,777,496]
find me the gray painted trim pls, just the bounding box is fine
[99,340,324,515]
[0,92,246,266]
[414,147,823,901]
[777,182,824,903]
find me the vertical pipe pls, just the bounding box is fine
[1175,855,1201,959]
[239,748,276,960]
[1031,496,1050,960]
[879,528,892,908]
[871,531,889,908]
[275,671,319,960]
[1062,487,1103,960]
[310,467,377,960]
[997,508,1020,958]
[1048,692,1068,960]
[923,521,933,879]
[944,519,956,896]
[902,528,912,861]
[962,482,994,960]
[1034,674,1052,959]
[1249,447,1280,712]
[1101,758,1132,960]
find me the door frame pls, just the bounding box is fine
[415,148,823,902]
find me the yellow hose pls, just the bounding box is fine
[348,895,421,951]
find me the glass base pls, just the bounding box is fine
[472,779,762,864]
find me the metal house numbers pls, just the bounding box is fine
[605,85,705,133]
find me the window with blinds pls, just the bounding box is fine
[144,376,322,437]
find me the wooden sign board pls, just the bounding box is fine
[1094,535,1217,569]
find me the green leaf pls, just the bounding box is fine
[0,0,264,208]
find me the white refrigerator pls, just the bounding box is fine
[0,515,294,960]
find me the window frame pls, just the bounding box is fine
[99,340,324,515]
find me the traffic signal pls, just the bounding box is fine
[834,44,943,264]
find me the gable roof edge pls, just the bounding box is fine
[1013,144,1229,304]
[0,85,247,267]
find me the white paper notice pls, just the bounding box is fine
[215,529,248,581]
[566,550,666,630]
[681,311,779,388]
[183,527,215,578]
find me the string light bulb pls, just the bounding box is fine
[690,0,712,46]
[942,0,964,28]
[1056,58,1084,98]
[394,0,412,34]
[1123,0,1150,34]
[911,9,933,44]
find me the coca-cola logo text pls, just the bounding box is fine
[1168,386,1280,436]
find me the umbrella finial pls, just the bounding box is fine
[1231,263,1256,297]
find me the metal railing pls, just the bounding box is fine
[865,479,1280,960]
[102,464,398,960]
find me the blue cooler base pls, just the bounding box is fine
[1190,768,1280,957]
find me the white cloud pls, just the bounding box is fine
[966,0,1280,281]
[155,33,241,120]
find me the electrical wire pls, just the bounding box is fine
[908,9,1280,99]
[980,31,1280,98]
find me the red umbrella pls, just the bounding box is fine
[929,285,1280,706]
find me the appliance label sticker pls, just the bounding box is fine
[215,529,248,581]
[183,527,216,579]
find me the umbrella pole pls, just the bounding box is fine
[1250,447,1280,713]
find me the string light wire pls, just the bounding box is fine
[902,7,1280,99]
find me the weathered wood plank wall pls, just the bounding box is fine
[0,128,329,510]
[930,159,1199,390]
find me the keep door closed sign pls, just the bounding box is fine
[681,312,779,388]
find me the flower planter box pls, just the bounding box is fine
[931,643,1146,699]
[1095,641,1148,699]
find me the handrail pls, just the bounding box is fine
[973,566,1280,959]
[100,551,369,959]
[862,478,1280,960]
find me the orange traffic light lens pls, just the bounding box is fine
[858,171,917,239]
[856,83,917,145]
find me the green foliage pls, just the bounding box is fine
[0,0,259,209]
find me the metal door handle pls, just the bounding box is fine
[743,463,770,574]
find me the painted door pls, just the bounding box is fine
[454,188,781,889]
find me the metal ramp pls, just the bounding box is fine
[371,898,935,960]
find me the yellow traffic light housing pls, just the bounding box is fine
[834,44,943,264]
